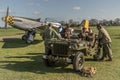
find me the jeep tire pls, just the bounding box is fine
[73,52,85,72]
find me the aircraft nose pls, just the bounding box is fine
[2,16,14,26]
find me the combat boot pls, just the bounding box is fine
[106,58,112,61]
[93,55,100,61]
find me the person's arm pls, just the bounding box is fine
[97,31,103,40]
[52,28,62,39]
[42,31,45,40]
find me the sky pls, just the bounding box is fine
[0,0,120,26]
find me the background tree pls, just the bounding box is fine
[89,19,99,26]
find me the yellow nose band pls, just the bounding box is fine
[6,16,14,26]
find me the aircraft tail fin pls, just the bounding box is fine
[84,20,89,30]
[80,20,89,31]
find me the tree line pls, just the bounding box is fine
[59,18,120,27]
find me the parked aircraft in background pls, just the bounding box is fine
[1,7,61,44]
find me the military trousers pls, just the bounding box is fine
[102,43,112,59]
[44,41,49,55]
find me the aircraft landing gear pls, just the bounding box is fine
[22,30,36,44]
[22,35,28,40]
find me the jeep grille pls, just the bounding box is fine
[52,43,69,56]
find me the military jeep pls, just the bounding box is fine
[42,38,97,71]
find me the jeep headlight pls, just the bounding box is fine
[79,43,84,46]
[69,45,72,49]
[50,44,53,47]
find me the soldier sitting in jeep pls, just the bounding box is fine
[78,27,95,48]
[61,24,73,39]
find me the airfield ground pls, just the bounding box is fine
[0,27,120,80]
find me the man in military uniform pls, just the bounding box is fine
[62,24,72,39]
[42,23,62,54]
[96,24,112,61]
[78,27,88,40]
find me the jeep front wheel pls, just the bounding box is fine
[73,52,85,72]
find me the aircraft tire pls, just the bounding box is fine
[22,35,28,40]
[26,39,32,44]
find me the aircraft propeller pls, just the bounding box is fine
[3,6,9,29]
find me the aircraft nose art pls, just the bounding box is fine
[2,16,14,26]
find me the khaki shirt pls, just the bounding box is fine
[98,27,111,44]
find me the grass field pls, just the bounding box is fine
[0,28,24,37]
[0,27,120,80]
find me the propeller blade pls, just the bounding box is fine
[4,6,9,28]
[4,22,7,28]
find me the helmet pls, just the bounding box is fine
[48,23,52,27]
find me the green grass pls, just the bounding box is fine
[0,28,24,36]
[0,27,120,80]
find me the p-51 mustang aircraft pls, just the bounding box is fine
[1,7,61,44]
